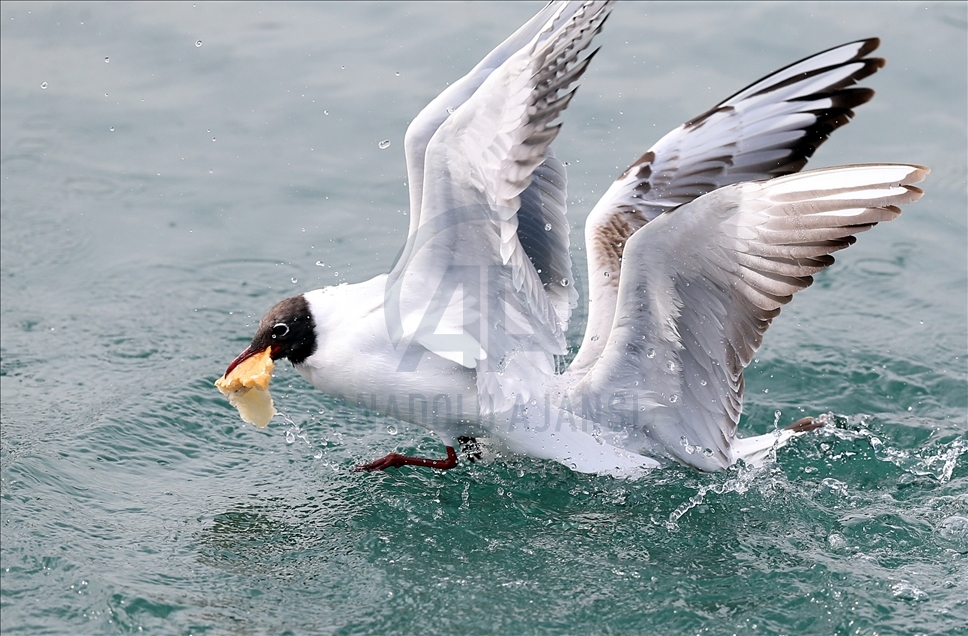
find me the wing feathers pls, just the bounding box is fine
[576,164,927,471]
[717,38,883,106]
[394,2,611,415]
[570,39,887,378]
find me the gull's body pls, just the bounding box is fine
[224,1,926,477]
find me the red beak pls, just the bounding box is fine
[223,344,282,378]
[224,346,257,378]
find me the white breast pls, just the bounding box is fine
[295,277,481,445]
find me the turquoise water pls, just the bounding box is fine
[2,2,966,634]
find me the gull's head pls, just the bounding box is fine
[224,295,317,377]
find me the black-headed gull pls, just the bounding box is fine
[222,1,926,477]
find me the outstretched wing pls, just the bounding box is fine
[571,164,927,471]
[386,2,611,414]
[393,0,588,315]
[569,39,885,375]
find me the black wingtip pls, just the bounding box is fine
[854,37,881,59]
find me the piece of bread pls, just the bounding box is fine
[215,347,276,428]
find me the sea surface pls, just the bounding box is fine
[2,2,966,634]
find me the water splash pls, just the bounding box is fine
[821,413,966,483]
[280,414,313,449]
[891,580,929,602]
[664,463,765,529]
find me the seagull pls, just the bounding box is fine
[221,1,926,477]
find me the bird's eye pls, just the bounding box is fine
[271,323,289,338]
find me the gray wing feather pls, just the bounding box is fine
[574,164,927,470]
[393,1,590,279]
[570,38,884,376]
[516,150,578,327]
[390,2,612,415]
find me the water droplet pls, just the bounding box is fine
[666,360,676,372]
[446,106,456,114]
[378,139,391,149]
[702,448,713,457]
[313,450,323,459]
[285,430,295,444]
[699,379,707,386]
[195,40,202,47]
[315,260,325,267]
[669,394,679,403]
[646,348,656,359]
[544,223,552,231]
[680,436,689,447]
[590,335,599,342]
[561,278,570,287]
[323,110,329,115]
[603,271,610,277]
[109,126,114,132]
[291,278,297,284]
[104,56,110,63]
[40,82,48,89]
[387,423,398,435]
[212,137,216,142]
[395,71,400,77]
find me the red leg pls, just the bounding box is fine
[786,416,825,432]
[354,446,458,472]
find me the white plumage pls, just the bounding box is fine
[229,1,926,477]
